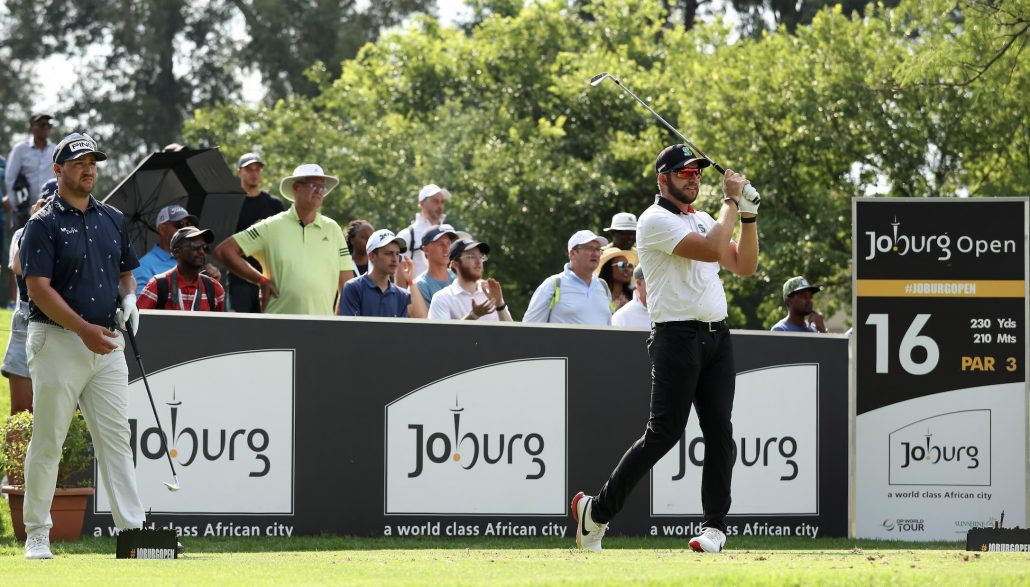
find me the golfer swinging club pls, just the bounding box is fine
[20,133,147,560]
[572,144,760,554]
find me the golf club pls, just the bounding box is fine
[589,72,761,203]
[124,327,181,492]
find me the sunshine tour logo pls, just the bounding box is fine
[863,216,1016,262]
[898,429,979,470]
[129,391,270,477]
[407,398,545,480]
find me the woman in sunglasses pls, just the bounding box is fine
[595,247,638,312]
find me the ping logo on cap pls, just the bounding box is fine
[68,140,96,153]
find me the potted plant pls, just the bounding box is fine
[1,409,95,541]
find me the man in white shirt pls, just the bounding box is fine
[572,144,760,556]
[428,239,512,322]
[522,230,612,325]
[397,183,450,277]
[611,265,650,328]
[5,113,57,228]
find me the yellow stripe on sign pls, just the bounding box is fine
[856,279,1026,298]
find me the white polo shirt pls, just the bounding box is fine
[611,295,650,328]
[637,198,728,323]
[428,280,501,321]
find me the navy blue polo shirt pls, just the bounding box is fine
[339,273,410,318]
[21,194,139,327]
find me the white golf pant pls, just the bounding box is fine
[24,322,145,535]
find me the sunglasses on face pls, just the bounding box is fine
[176,241,208,252]
[298,181,327,193]
[612,261,634,270]
[670,167,702,179]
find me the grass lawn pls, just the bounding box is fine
[0,308,1025,585]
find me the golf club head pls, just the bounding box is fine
[589,72,612,87]
[164,476,181,492]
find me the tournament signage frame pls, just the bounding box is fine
[853,197,1029,540]
[83,314,849,540]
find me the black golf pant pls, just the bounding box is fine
[592,320,736,532]
[228,276,261,313]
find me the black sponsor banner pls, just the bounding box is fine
[853,198,1027,414]
[82,314,848,539]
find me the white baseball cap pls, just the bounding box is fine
[567,230,608,252]
[604,212,638,232]
[279,163,340,202]
[365,229,408,255]
[418,184,451,202]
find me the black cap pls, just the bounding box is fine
[53,133,108,164]
[449,238,490,262]
[39,178,59,200]
[655,144,711,175]
[170,226,214,251]
[421,225,459,248]
[30,113,53,125]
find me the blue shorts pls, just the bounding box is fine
[2,306,31,379]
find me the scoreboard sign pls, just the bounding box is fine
[853,198,1028,540]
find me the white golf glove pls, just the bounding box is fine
[116,293,140,335]
[738,184,761,216]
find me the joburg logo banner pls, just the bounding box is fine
[888,410,990,486]
[96,350,295,514]
[651,364,819,516]
[384,358,567,515]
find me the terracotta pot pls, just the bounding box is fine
[2,485,94,541]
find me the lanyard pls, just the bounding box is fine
[170,271,202,311]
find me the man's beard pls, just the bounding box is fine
[456,263,481,282]
[668,182,697,205]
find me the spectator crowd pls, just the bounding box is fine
[1,113,833,422]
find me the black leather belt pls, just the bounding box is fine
[671,319,727,332]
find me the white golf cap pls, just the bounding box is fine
[604,212,638,232]
[279,163,339,202]
[567,230,608,252]
[365,229,408,255]
[418,184,451,202]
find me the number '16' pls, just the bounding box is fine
[865,314,940,375]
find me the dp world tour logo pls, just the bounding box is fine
[881,519,896,531]
[386,359,567,515]
[96,350,295,515]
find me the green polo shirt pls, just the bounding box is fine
[233,206,354,315]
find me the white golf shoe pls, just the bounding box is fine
[689,527,726,553]
[571,491,607,553]
[25,532,53,560]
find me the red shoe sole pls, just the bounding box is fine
[570,491,586,549]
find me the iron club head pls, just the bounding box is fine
[163,476,181,492]
[589,72,612,86]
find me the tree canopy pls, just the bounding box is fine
[182,0,1028,326]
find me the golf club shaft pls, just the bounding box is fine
[596,73,762,201]
[125,327,179,480]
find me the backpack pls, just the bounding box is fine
[155,270,217,311]
[546,274,611,322]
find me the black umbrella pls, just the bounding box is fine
[103,147,246,257]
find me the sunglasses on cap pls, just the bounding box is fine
[176,241,209,252]
[668,167,702,179]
